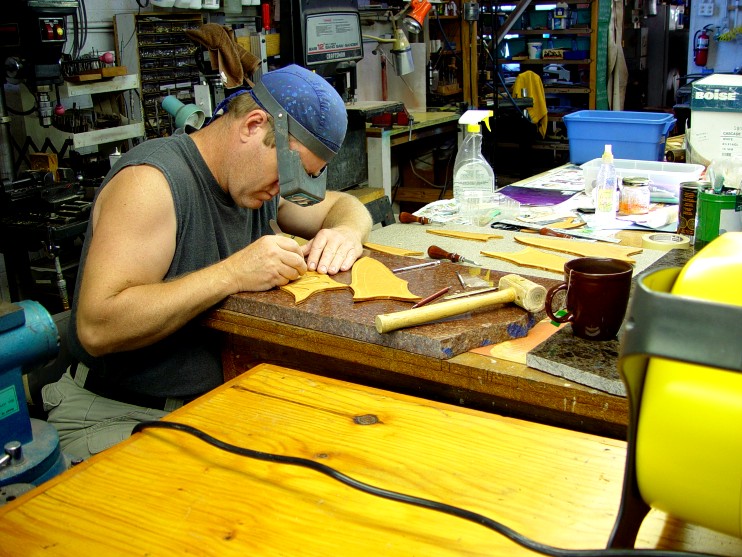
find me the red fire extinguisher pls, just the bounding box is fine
[693,26,711,66]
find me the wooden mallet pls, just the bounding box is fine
[375,274,546,334]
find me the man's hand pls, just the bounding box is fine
[301,226,364,275]
[223,235,308,291]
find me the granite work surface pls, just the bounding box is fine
[525,246,696,396]
[367,223,672,280]
[220,251,560,360]
[526,325,625,396]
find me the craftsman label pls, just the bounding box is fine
[0,384,20,420]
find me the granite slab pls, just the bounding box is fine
[525,247,696,396]
[526,325,625,396]
[220,251,560,360]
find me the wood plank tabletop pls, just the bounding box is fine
[2,364,737,555]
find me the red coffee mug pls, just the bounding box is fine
[545,257,633,341]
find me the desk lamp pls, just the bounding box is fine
[162,95,206,131]
[402,0,433,35]
[363,0,432,76]
[609,231,742,547]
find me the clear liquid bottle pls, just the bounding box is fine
[593,144,618,228]
[453,110,495,205]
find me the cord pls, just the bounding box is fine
[132,421,719,557]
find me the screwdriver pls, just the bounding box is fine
[399,212,431,224]
[427,245,478,265]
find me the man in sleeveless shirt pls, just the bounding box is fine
[42,65,373,460]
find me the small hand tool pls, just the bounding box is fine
[427,245,478,265]
[518,227,574,239]
[391,260,441,274]
[375,274,546,333]
[411,286,451,309]
[443,286,499,300]
[399,212,431,224]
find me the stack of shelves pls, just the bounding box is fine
[57,75,145,150]
[477,0,598,175]
[114,12,204,140]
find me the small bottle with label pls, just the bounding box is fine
[593,144,618,228]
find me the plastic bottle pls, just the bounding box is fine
[453,110,495,210]
[593,144,618,228]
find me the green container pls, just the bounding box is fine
[695,188,742,248]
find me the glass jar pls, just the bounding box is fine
[619,177,651,215]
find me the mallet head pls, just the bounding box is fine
[498,274,547,313]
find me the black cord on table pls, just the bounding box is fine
[132,421,718,557]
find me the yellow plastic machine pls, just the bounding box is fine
[609,232,742,547]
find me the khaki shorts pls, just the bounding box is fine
[42,365,174,461]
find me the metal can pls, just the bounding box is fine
[619,177,650,215]
[677,181,708,238]
[694,187,742,248]
[665,148,686,163]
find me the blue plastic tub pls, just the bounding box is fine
[563,110,676,164]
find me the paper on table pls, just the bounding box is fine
[469,318,566,364]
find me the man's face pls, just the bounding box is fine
[230,135,326,210]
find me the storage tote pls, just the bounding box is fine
[563,110,676,164]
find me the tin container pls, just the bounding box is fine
[677,181,708,238]
[694,187,742,248]
[619,177,650,215]
[665,148,686,163]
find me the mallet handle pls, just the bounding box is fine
[376,288,516,333]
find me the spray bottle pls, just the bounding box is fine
[453,110,495,209]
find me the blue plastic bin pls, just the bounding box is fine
[563,110,676,164]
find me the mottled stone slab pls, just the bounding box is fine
[524,244,695,397]
[220,252,559,360]
[526,326,624,396]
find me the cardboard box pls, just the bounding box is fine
[688,74,742,165]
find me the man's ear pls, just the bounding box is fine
[240,109,270,141]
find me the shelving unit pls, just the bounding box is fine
[428,12,464,105]
[483,0,597,114]
[114,12,204,140]
[425,1,482,108]
[6,73,145,166]
[476,0,599,178]
[57,75,145,150]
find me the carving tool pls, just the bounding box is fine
[443,286,499,300]
[428,245,478,265]
[399,212,431,224]
[411,286,451,309]
[376,274,547,333]
[391,260,441,274]
[518,227,575,239]
[398,212,447,225]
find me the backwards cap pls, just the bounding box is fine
[250,65,347,161]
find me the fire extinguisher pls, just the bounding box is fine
[693,25,712,66]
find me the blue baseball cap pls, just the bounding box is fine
[250,65,347,160]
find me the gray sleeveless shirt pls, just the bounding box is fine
[68,131,277,398]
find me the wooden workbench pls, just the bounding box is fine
[365,110,459,201]
[205,221,691,439]
[1,363,738,555]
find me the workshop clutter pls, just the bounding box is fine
[580,158,705,197]
[563,110,676,164]
[686,74,742,166]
